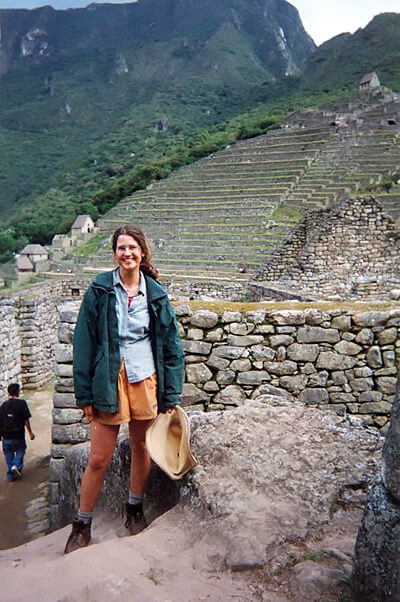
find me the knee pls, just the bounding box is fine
[87,452,111,473]
[131,438,147,456]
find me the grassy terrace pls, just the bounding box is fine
[83,103,400,279]
[176,299,400,312]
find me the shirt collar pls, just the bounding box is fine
[113,268,146,296]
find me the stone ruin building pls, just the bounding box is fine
[250,196,400,301]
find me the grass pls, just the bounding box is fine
[173,299,400,313]
[144,568,161,586]
[1,274,51,295]
[271,206,302,223]
[303,551,329,563]
[70,234,109,257]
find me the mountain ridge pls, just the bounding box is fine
[0,0,315,260]
[299,12,400,92]
[0,0,315,78]
[0,4,399,265]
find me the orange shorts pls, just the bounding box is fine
[93,361,158,425]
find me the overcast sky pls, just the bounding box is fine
[0,0,399,46]
[290,0,400,45]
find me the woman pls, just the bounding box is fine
[64,224,185,554]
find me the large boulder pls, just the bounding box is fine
[352,376,400,601]
[186,401,381,571]
[382,377,400,503]
[352,483,400,602]
[59,399,382,573]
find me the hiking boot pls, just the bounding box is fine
[64,519,91,554]
[11,466,22,479]
[124,502,147,536]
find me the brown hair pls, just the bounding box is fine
[112,224,159,280]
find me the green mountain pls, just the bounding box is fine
[1,5,400,267]
[0,0,314,259]
[299,13,400,93]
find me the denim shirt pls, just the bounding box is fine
[113,269,156,383]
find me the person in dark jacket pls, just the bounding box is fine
[0,383,35,482]
[64,224,185,554]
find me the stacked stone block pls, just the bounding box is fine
[50,302,89,527]
[0,278,89,394]
[178,307,399,432]
[0,299,20,401]
[162,276,245,301]
[16,294,59,388]
[253,197,400,299]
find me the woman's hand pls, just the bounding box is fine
[83,405,94,421]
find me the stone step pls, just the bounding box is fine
[140,183,292,192]
[226,142,325,154]
[88,255,264,269]
[170,166,305,176]
[127,192,285,203]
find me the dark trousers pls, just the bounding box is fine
[2,439,26,481]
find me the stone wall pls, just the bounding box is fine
[252,197,400,299]
[16,290,61,389]
[0,278,89,400]
[162,276,246,301]
[0,299,20,398]
[50,301,399,527]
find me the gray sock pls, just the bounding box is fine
[76,509,93,524]
[128,491,144,506]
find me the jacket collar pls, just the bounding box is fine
[93,270,167,303]
[113,268,146,297]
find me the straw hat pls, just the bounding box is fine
[145,406,197,480]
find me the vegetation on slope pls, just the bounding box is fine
[1,9,399,263]
[0,86,349,263]
[299,13,400,93]
[0,0,314,261]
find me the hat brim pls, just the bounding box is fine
[145,406,197,480]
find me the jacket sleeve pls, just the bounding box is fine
[162,303,185,408]
[73,287,98,408]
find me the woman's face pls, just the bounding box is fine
[114,234,143,275]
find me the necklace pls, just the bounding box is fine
[123,282,139,295]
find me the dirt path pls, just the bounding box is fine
[0,383,53,550]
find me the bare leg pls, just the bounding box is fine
[128,419,154,495]
[79,422,119,512]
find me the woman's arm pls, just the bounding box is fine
[73,288,98,408]
[162,304,185,408]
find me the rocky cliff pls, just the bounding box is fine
[0,0,314,79]
[0,0,315,243]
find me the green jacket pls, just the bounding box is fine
[73,270,185,414]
